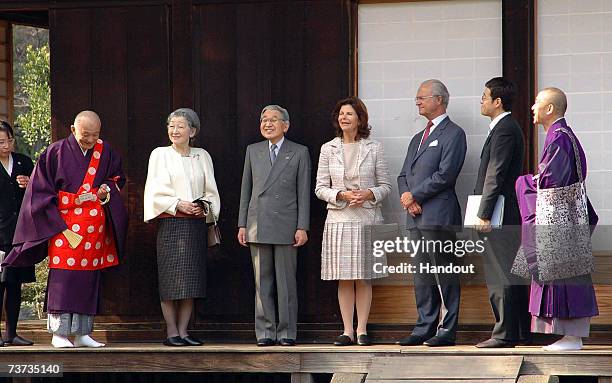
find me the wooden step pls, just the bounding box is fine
[366,381,516,383]
[10,320,505,344]
[517,376,559,383]
[365,355,523,382]
[331,374,366,383]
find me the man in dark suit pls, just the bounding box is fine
[237,105,311,347]
[397,79,467,347]
[0,120,35,346]
[473,77,530,348]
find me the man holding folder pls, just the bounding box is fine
[474,77,530,348]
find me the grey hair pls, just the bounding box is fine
[260,104,290,122]
[421,79,450,108]
[167,108,201,136]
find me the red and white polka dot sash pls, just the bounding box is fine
[48,139,119,271]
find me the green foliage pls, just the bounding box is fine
[15,44,50,159]
[20,258,48,319]
[13,27,51,319]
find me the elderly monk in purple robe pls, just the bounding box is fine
[516,87,598,351]
[3,111,127,348]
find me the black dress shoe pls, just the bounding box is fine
[5,335,34,346]
[424,335,455,347]
[475,338,516,348]
[279,338,296,346]
[396,334,427,346]
[182,335,204,346]
[257,338,276,347]
[163,336,188,346]
[333,335,354,346]
[357,334,371,346]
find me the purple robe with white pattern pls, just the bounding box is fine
[515,118,598,320]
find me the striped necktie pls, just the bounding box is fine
[270,144,277,164]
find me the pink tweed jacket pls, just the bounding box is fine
[315,137,392,214]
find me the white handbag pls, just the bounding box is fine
[513,128,594,281]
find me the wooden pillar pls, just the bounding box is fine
[331,373,366,383]
[517,376,559,383]
[291,373,315,383]
[171,0,193,109]
[502,0,537,173]
[0,20,12,123]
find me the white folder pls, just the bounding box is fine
[464,195,505,228]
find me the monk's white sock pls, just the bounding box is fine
[542,336,582,351]
[51,335,74,348]
[74,335,105,348]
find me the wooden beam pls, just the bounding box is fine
[520,354,612,376]
[291,373,315,383]
[0,11,48,27]
[4,344,612,376]
[367,355,523,380]
[0,1,171,11]
[366,380,516,383]
[517,376,560,383]
[331,373,366,383]
[359,0,448,3]
[0,1,48,12]
[300,352,376,374]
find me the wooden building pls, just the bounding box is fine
[1,0,611,346]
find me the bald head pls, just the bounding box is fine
[532,87,569,129]
[540,87,567,116]
[71,110,101,150]
[74,110,101,127]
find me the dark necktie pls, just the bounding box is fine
[419,120,433,149]
[270,144,277,164]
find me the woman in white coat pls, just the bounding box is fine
[144,108,220,346]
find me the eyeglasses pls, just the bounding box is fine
[167,125,189,131]
[0,138,14,146]
[414,95,439,102]
[481,94,495,101]
[260,118,285,124]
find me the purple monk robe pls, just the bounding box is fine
[515,118,598,319]
[4,134,128,315]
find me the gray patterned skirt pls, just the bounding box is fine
[156,218,207,300]
[321,206,388,280]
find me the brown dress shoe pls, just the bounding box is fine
[5,335,34,346]
[475,338,516,348]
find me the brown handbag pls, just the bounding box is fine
[194,197,221,247]
[207,222,221,247]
